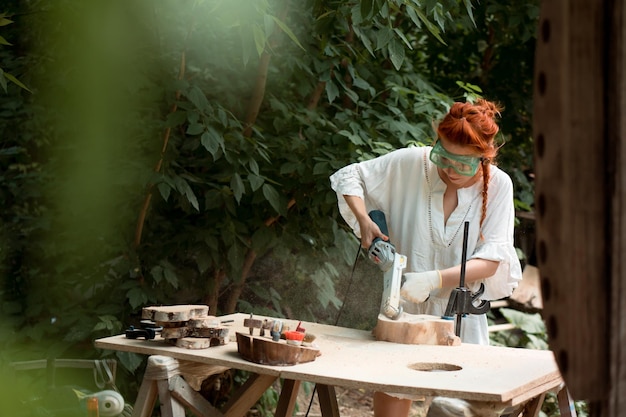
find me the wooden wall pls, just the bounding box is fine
[533,0,626,414]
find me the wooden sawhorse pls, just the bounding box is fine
[131,355,340,417]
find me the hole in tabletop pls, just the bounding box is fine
[408,362,462,372]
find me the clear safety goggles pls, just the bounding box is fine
[429,140,482,176]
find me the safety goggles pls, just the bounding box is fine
[429,140,481,176]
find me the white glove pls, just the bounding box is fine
[400,270,442,303]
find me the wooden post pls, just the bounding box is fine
[534,0,626,413]
[608,0,626,414]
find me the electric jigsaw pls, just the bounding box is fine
[368,210,406,320]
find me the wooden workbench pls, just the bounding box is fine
[94,313,566,417]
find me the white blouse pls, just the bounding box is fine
[330,146,522,343]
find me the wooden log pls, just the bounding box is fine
[236,332,320,366]
[161,327,190,340]
[373,313,460,346]
[142,305,210,322]
[175,337,224,350]
[188,316,220,328]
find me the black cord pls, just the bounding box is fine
[304,243,363,417]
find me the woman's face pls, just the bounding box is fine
[435,137,483,188]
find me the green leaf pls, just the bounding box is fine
[325,80,339,103]
[248,173,264,191]
[231,173,245,203]
[165,110,188,127]
[176,177,200,211]
[3,71,30,92]
[150,265,163,283]
[201,128,223,158]
[116,352,144,374]
[360,0,373,19]
[253,25,266,56]
[262,183,282,215]
[157,182,171,201]
[0,71,7,92]
[186,85,210,112]
[270,15,305,51]
[0,35,11,46]
[375,27,394,50]
[163,268,179,288]
[127,287,148,310]
[393,28,413,50]
[186,123,204,135]
[388,38,405,70]
[500,308,546,335]
[463,0,477,27]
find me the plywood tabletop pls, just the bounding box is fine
[95,313,563,406]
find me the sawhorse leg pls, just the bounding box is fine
[316,384,340,417]
[131,356,185,417]
[501,384,577,417]
[131,355,223,417]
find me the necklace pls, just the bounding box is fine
[424,151,477,247]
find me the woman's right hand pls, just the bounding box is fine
[358,217,388,249]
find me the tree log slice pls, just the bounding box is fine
[161,326,189,340]
[142,305,210,322]
[188,316,220,328]
[236,332,320,366]
[373,313,461,346]
[175,337,224,349]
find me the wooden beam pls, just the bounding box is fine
[533,0,609,402]
[608,0,626,415]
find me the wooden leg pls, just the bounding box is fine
[518,393,546,417]
[157,378,186,417]
[556,386,577,417]
[169,374,223,417]
[131,378,159,417]
[316,384,340,417]
[132,355,182,417]
[222,373,277,417]
[275,379,301,417]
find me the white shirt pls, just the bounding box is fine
[330,146,522,344]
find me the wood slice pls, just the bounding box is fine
[175,337,224,349]
[190,327,230,342]
[188,316,220,328]
[236,332,320,366]
[373,313,461,346]
[156,321,187,329]
[160,326,190,340]
[142,305,209,322]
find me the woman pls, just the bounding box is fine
[329,99,522,417]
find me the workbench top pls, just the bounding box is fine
[94,313,563,406]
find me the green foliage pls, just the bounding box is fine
[489,307,548,349]
[489,307,589,417]
[0,0,540,412]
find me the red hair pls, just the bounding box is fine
[436,99,503,229]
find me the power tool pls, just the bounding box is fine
[368,210,405,320]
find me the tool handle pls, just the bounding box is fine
[368,210,389,241]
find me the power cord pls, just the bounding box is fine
[304,243,363,417]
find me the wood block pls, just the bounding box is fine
[175,337,224,349]
[142,305,210,322]
[509,265,543,310]
[236,332,320,366]
[161,326,190,340]
[190,327,230,341]
[188,316,220,328]
[373,313,461,346]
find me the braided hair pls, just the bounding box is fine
[436,99,503,230]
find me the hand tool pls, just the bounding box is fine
[442,221,490,336]
[368,210,405,320]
